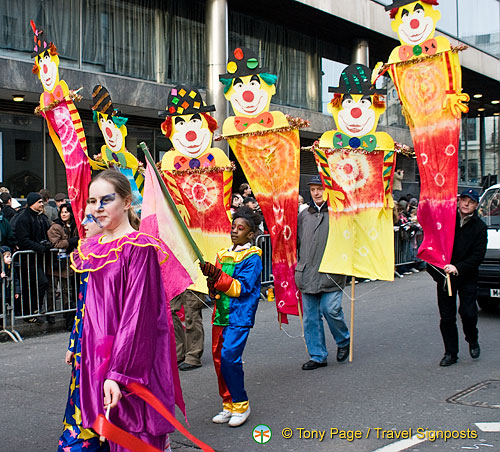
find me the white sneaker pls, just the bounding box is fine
[228,406,251,427]
[212,410,232,424]
[410,268,419,273]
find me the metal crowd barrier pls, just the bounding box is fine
[394,226,424,268]
[0,249,79,342]
[255,229,422,289]
[255,234,274,287]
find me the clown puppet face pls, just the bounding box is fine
[224,74,275,117]
[35,50,60,92]
[169,113,213,159]
[329,94,385,137]
[391,1,440,46]
[97,113,127,153]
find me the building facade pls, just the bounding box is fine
[0,0,498,197]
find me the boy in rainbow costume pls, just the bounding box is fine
[200,207,262,428]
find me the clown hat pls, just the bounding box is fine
[92,85,116,116]
[219,47,269,80]
[161,85,215,117]
[384,0,438,11]
[30,20,52,58]
[328,64,386,95]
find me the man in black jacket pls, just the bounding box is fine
[428,189,487,367]
[14,192,52,323]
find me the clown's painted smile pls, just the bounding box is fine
[230,76,269,116]
[172,114,211,158]
[99,117,124,152]
[337,96,376,137]
[396,3,435,45]
[399,23,431,44]
[39,54,58,91]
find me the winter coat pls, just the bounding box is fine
[2,205,17,222]
[47,219,79,252]
[0,215,16,249]
[14,207,50,253]
[427,210,487,287]
[295,202,346,294]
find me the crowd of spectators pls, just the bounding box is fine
[0,186,75,326]
[393,194,425,276]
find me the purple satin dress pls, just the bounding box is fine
[71,231,176,451]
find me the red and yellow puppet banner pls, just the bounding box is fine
[314,64,396,281]
[30,20,101,237]
[160,85,233,294]
[220,48,308,323]
[378,0,469,269]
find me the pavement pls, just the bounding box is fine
[1,272,499,452]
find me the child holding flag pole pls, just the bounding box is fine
[200,206,263,428]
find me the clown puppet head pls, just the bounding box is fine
[386,0,440,46]
[327,64,387,139]
[30,21,60,93]
[91,85,128,156]
[219,47,278,118]
[160,86,218,159]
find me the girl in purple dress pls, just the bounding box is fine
[68,170,177,451]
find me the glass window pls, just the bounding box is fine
[0,0,79,62]
[229,11,319,110]
[83,0,206,84]
[478,187,500,227]
[0,113,44,197]
[435,1,458,37]
[321,58,347,115]
[458,0,500,57]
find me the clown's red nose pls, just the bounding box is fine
[43,64,48,74]
[105,127,113,138]
[410,19,419,29]
[351,108,362,119]
[242,90,254,102]
[186,131,197,142]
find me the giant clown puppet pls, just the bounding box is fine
[91,85,144,209]
[220,47,308,324]
[30,20,94,237]
[378,0,469,269]
[160,86,234,294]
[314,64,396,281]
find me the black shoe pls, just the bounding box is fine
[439,354,458,367]
[302,360,327,370]
[337,344,350,362]
[178,362,202,371]
[46,315,56,325]
[469,342,480,359]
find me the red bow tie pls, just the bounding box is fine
[398,38,437,61]
[42,85,65,106]
[234,112,274,132]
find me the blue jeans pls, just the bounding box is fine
[302,291,350,363]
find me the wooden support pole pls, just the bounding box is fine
[349,277,355,363]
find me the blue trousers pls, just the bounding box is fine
[302,291,350,363]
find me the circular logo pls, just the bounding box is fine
[253,424,272,444]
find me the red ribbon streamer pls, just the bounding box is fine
[92,382,215,452]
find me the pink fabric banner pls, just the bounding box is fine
[43,101,91,237]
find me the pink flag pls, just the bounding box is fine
[140,161,199,422]
[140,161,198,301]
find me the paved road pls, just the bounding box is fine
[1,272,499,452]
